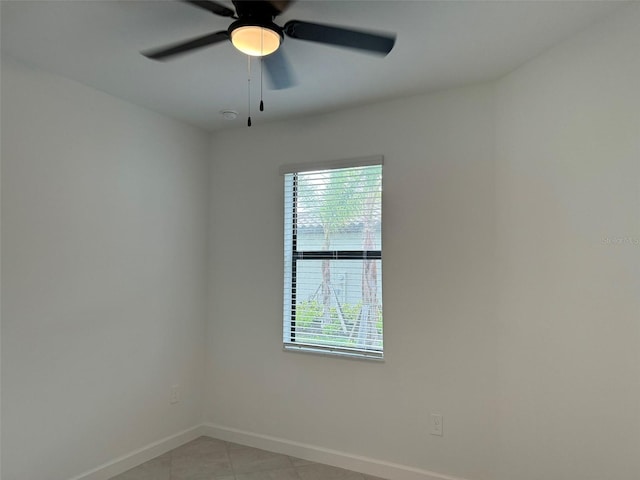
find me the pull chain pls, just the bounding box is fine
[260,31,264,112]
[260,57,264,112]
[247,55,252,127]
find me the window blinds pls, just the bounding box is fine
[283,159,383,359]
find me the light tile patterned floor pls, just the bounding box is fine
[110,437,387,480]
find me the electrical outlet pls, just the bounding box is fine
[170,385,179,404]
[430,413,443,436]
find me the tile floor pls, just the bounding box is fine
[110,436,387,480]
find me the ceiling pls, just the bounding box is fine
[0,0,624,132]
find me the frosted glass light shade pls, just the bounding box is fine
[231,26,281,57]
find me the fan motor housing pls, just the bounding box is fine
[229,18,283,38]
[232,0,281,19]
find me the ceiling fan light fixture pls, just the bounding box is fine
[230,24,282,57]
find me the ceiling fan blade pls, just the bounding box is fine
[284,20,395,56]
[268,0,295,14]
[142,31,229,60]
[182,0,236,18]
[263,48,296,90]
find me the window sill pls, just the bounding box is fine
[283,343,384,362]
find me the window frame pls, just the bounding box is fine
[281,156,384,360]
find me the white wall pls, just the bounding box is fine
[494,4,640,480]
[1,57,210,480]
[206,4,640,480]
[2,3,638,480]
[207,84,499,480]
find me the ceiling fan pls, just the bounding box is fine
[142,0,396,90]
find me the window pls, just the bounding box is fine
[282,157,383,360]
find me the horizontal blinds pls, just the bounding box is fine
[279,155,383,175]
[283,162,383,359]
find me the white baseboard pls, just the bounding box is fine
[68,425,204,480]
[68,423,473,480]
[202,423,471,480]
